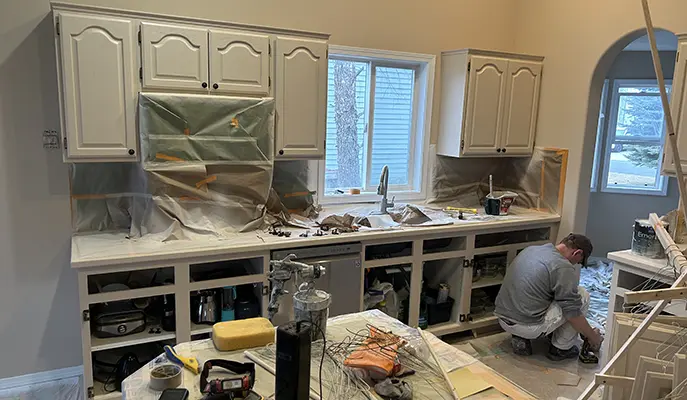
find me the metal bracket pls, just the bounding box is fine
[459,314,466,322]
[63,136,67,150]
[82,310,90,322]
[262,286,269,296]
[462,259,470,268]
[460,139,464,150]
[55,17,60,36]
[467,61,471,72]
[87,387,95,399]
[138,28,141,44]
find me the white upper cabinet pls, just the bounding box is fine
[275,37,328,159]
[437,49,544,158]
[501,60,542,155]
[209,30,270,95]
[57,13,138,161]
[53,3,330,162]
[141,22,209,91]
[662,38,687,175]
[463,56,508,155]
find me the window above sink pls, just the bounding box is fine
[316,45,435,205]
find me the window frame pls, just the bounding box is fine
[598,79,671,196]
[317,45,435,205]
[590,79,609,192]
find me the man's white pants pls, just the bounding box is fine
[498,287,591,350]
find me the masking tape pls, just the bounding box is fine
[156,153,185,162]
[149,363,183,391]
[195,175,217,188]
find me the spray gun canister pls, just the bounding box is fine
[293,289,331,341]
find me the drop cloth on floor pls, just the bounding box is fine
[580,259,613,331]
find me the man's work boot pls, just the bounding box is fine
[511,335,533,356]
[546,344,580,361]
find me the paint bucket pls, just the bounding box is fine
[631,219,668,259]
[485,191,519,215]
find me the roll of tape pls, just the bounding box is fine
[149,364,183,391]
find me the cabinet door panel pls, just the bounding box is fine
[59,13,138,160]
[209,30,270,95]
[501,60,541,155]
[141,22,208,91]
[275,37,328,159]
[463,56,508,155]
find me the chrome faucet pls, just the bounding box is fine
[375,165,394,214]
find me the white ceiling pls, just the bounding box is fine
[623,30,678,51]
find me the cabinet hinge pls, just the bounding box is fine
[463,259,470,268]
[268,76,271,87]
[82,310,90,321]
[268,43,271,56]
[262,286,269,296]
[459,314,466,322]
[467,61,471,72]
[87,387,94,399]
[55,17,60,36]
[63,136,67,150]
[138,28,141,44]
[139,67,143,81]
[460,139,465,150]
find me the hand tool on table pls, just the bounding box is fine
[578,336,599,364]
[444,206,478,214]
[164,345,200,374]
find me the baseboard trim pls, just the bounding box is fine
[0,365,84,390]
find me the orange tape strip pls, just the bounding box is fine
[283,191,310,198]
[71,194,107,200]
[195,175,217,189]
[156,153,184,162]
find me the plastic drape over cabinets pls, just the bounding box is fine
[0,376,81,400]
[71,94,275,241]
[429,147,568,214]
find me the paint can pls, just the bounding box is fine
[437,283,450,304]
[631,219,668,259]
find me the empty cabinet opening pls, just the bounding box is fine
[364,242,413,261]
[191,282,263,335]
[475,227,550,248]
[423,258,464,326]
[88,267,174,295]
[89,293,176,352]
[472,252,508,289]
[470,286,500,322]
[364,264,412,324]
[423,236,466,254]
[190,257,263,284]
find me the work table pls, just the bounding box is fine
[71,206,559,268]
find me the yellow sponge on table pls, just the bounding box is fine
[212,318,275,351]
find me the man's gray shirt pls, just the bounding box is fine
[494,243,583,324]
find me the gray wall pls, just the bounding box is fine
[0,2,80,379]
[586,50,679,258]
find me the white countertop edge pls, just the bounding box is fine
[607,249,672,274]
[71,211,560,269]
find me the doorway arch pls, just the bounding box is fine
[578,28,677,238]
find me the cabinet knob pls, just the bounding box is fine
[502,148,507,153]
[278,149,284,155]
[202,82,208,88]
[128,149,135,155]
[213,83,219,90]
[496,148,502,153]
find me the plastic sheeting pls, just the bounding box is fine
[71,94,275,241]
[0,376,82,400]
[429,147,568,214]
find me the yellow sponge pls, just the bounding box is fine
[212,318,275,351]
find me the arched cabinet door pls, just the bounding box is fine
[275,37,328,159]
[58,12,138,160]
[209,30,270,95]
[140,22,209,92]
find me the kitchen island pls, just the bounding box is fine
[72,206,559,399]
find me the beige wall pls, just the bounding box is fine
[512,0,687,238]
[0,0,517,379]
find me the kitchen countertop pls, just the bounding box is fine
[71,206,559,268]
[607,250,672,276]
